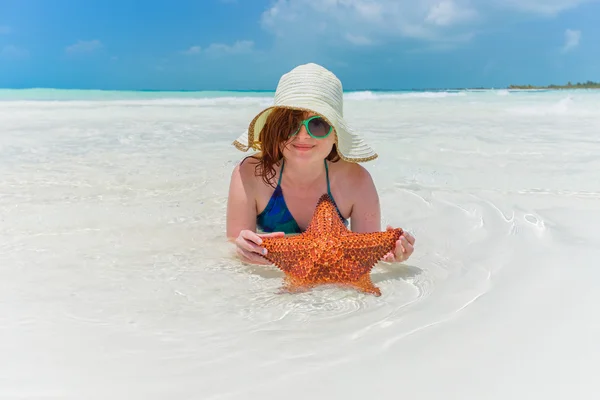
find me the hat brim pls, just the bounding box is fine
[232,105,378,163]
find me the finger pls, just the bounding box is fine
[236,236,263,254]
[395,238,407,252]
[382,251,395,262]
[401,237,414,255]
[237,247,270,265]
[241,246,272,263]
[400,237,411,251]
[258,231,285,238]
[240,230,263,245]
[238,233,268,255]
[403,231,416,245]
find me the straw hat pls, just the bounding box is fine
[232,63,378,163]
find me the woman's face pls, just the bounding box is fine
[281,111,336,163]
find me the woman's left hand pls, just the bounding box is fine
[383,227,415,263]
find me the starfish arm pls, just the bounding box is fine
[304,194,347,237]
[260,236,317,278]
[340,229,403,280]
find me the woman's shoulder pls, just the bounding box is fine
[232,154,279,190]
[230,155,259,186]
[330,159,374,186]
[328,159,377,206]
[234,154,268,175]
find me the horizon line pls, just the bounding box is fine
[0,86,552,92]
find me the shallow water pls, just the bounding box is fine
[1,89,599,399]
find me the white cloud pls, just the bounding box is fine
[180,40,254,57]
[497,0,596,15]
[205,40,254,55]
[261,0,481,47]
[562,28,581,52]
[259,0,595,48]
[182,45,202,55]
[345,33,373,46]
[1,45,29,59]
[65,39,103,54]
[426,0,478,26]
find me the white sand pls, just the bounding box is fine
[1,90,599,399]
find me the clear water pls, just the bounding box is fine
[1,89,599,399]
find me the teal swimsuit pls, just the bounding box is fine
[256,159,348,234]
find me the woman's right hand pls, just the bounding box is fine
[234,230,285,265]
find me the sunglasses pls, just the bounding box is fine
[290,115,333,139]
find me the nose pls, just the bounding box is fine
[294,123,311,139]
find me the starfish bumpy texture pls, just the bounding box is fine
[260,193,403,296]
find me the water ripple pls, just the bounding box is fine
[2,93,599,398]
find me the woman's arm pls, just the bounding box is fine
[226,162,257,240]
[348,165,382,233]
[226,161,284,265]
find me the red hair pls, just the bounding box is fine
[250,108,339,187]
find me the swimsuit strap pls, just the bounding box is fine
[277,160,285,186]
[324,159,332,197]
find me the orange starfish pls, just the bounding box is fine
[260,193,403,296]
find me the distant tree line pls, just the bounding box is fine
[508,80,600,89]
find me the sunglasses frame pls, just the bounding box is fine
[290,115,333,139]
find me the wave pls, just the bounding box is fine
[0,96,276,109]
[505,95,597,116]
[0,88,486,103]
[344,90,467,100]
[1,88,598,108]
[0,91,469,108]
[0,88,275,103]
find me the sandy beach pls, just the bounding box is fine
[1,89,599,399]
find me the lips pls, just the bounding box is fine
[293,144,314,150]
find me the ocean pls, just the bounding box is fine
[1,88,599,399]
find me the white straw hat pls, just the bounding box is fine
[232,63,378,163]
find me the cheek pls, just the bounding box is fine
[281,138,293,151]
[280,139,295,156]
[321,134,336,149]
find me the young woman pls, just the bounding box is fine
[226,63,415,265]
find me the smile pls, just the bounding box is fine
[293,144,314,150]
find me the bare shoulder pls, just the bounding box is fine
[329,159,376,190]
[230,153,280,201]
[236,155,260,174]
[231,155,261,186]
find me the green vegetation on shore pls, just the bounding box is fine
[508,80,600,89]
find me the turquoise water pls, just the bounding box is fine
[0,87,571,101]
[0,88,276,101]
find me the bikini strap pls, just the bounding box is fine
[324,159,332,197]
[277,160,285,186]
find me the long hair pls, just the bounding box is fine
[251,108,340,187]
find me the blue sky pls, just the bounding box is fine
[0,0,598,90]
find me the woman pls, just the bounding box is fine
[226,63,415,265]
